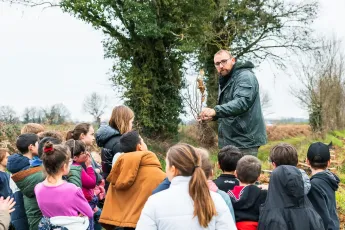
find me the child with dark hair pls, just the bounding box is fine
[65,139,97,229]
[119,130,144,152]
[214,145,243,193]
[11,134,40,169]
[66,123,101,177]
[10,133,44,230]
[38,131,63,142]
[228,155,267,230]
[269,143,310,194]
[111,131,147,165]
[15,134,39,158]
[39,137,82,188]
[66,140,96,200]
[307,142,339,230]
[35,142,93,230]
[38,137,62,159]
[6,134,39,230]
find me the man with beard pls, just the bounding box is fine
[199,50,267,156]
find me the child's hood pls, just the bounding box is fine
[311,170,339,191]
[299,169,311,195]
[107,151,162,190]
[7,153,30,174]
[264,165,305,209]
[30,156,43,167]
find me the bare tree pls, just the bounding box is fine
[1,0,60,8]
[23,106,44,123]
[292,36,345,133]
[0,106,19,123]
[260,87,273,117]
[83,92,108,126]
[42,104,70,125]
[182,71,205,121]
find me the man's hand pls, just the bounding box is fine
[0,197,16,214]
[199,108,216,121]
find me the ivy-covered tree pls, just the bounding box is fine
[60,0,214,138]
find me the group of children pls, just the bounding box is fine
[0,113,341,230]
[0,122,105,230]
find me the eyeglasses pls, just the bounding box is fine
[214,58,231,67]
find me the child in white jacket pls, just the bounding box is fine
[137,143,237,230]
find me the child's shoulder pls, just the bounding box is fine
[7,153,30,173]
[37,181,80,190]
[0,171,9,181]
[310,170,339,192]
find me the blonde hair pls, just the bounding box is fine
[91,152,101,164]
[109,105,134,134]
[21,123,45,134]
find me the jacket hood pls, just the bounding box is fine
[7,153,30,174]
[107,151,162,190]
[228,185,267,210]
[30,156,43,167]
[265,165,305,209]
[95,125,121,147]
[311,170,339,191]
[50,216,90,229]
[234,61,255,70]
[207,180,218,192]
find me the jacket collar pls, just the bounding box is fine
[219,74,236,96]
[11,166,43,183]
[219,173,236,178]
[171,176,191,186]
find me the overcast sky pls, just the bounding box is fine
[0,0,344,122]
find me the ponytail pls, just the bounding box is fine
[66,123,91,140]
[66,130,74,140]
[189,166,217,227]
[167,144,217,227]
